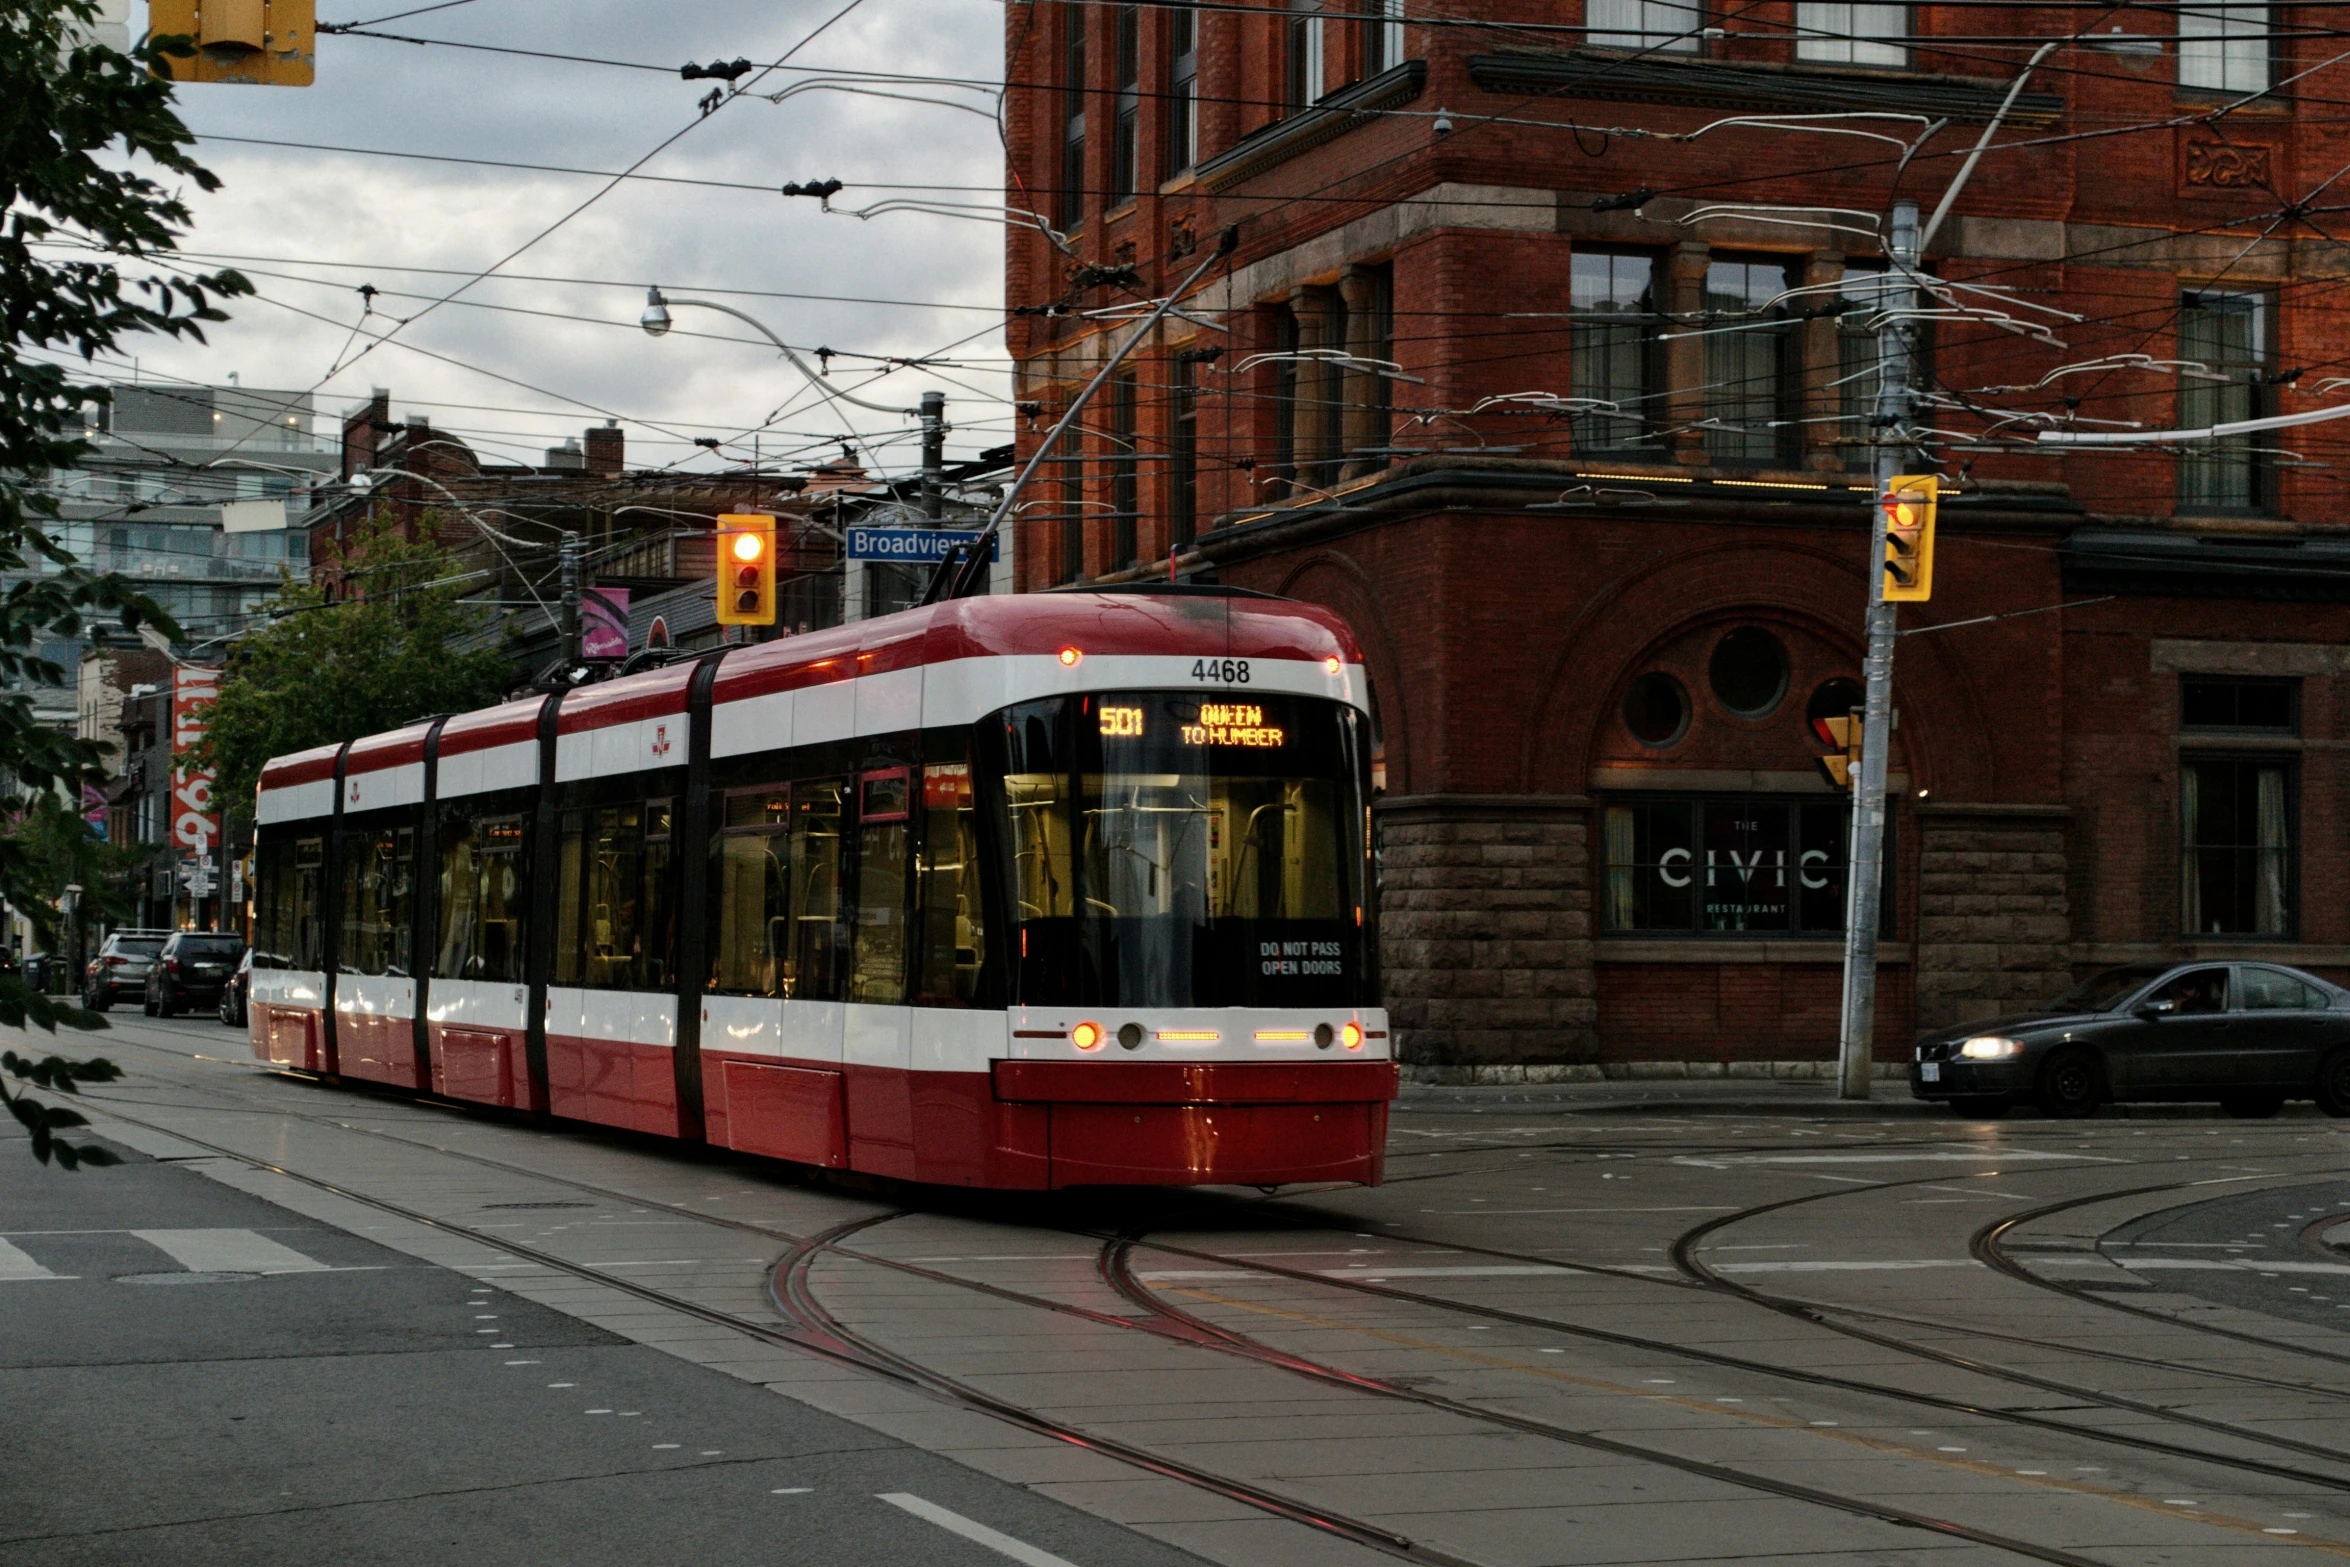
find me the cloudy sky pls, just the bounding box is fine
[112,0,1011,481]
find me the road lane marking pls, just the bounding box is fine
[1708,1260,1983,1274]
[0,1237,71,1281]
[1676,1151,2110,1167]
[877,1493,1084,1567]
[130,1229,334,1274]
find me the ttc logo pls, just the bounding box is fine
[651,723,672,759]
[347,777,361,806]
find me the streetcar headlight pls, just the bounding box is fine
[1342,1021,1364,1050]
[1072,1021,1104,1051]
[1958,1036,2024,1060]
[1058,646,1082,667]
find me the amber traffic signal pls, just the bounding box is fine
[715,514,777,626]
[148,0,316,85]
[1880,474,1938,602]
[1813,712,1863,791]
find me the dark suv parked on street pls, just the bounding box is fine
[83,930,173,1011]
[147,931,246,1017]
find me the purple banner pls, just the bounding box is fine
[581,586,631,661]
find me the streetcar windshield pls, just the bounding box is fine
[985,691,1371,1007]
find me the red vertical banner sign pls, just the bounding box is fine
[171,667,220,857]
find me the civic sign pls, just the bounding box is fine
[846,526,996,564]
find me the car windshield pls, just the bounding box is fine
[112,938,165,957]
[2051,963,2174,1013]
[178,938,243,957]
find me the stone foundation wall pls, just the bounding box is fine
[1376,794,1597,1071]
[1912,803,2073,1031]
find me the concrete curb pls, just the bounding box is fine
[1401,1060,1908,1085]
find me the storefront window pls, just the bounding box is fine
[1602,797,1881,934]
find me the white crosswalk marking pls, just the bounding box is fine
[876,1494,1084,1567]
[131,1229,333,1274]
[0,1237,69,1281]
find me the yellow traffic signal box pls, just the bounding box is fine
[1812,712,1863,791]
[1880,473,1937,602]
[715,514,777,627]
[148,0,315,86]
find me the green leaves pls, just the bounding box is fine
[2,1049,124,1169]
[0,0,255,1168]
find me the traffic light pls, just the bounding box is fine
[715,514,776,626]
[1879,474,1938,602]
[1813,711,1863,791]
[147,0,316,85]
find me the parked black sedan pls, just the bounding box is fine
[1913,961,2350,1118]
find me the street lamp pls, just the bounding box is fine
[639,287,672,337]
[637,285,911,416]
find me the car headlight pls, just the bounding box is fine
[1958,1036,2025,1060]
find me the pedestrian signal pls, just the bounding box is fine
[1880,474,1937,602]
[148,0,316,85]
[1813,711,1863,791]
[715,514,776,626]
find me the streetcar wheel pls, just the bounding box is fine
[2035,1049,2102,1118]
[2220,1091,2284,1120]
[2318,1050,2350,1118]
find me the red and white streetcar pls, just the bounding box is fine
[249,585,1395,1187]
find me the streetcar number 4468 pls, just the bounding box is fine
[1190,658,1251,684]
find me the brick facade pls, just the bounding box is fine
[1002,1,2350,1075]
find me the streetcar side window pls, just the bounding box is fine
[435,809,526,982]
[337,825,415,977]
[916,761,985,1005]
[713,788,790,997]
[553,811,583,987]
[643,797,675,990]
[253,838,292,968]
[584,803,644,988]
[852,768,912,1005]
[789,778,848,1002]
[293,836,326,971]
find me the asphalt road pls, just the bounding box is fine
[5,1008,2350,1567]
[0,1085,1207,1567]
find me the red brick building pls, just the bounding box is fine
[1003,1,2350,1080]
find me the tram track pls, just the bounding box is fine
[67,1033,2350,1562]
[1971,1185,2350,1369]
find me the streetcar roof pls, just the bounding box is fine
[256,589,1365,822]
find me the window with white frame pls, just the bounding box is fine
[1287,0,1325,107]
[1366,0,1406,73]
[2179,1,2269,93]
[1795,2,1905,66]
[1586,0,1701,52]
[2177,288,2270,511]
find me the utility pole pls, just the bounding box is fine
[919,391,946,520]
[1837,198,1920,1101]
[558,532,584,669]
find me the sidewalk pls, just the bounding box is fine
[1394,1077,2322,1119]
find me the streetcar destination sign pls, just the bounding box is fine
[845,526,998,563]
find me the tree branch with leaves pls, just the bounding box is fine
[0,0,253,1165]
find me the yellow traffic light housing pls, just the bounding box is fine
[1879,474,1937,602]
[715,514,777,626]
[148,0,316,85]
[1812,712,1863,791]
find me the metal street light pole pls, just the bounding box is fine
[1836,198,1919,1101]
